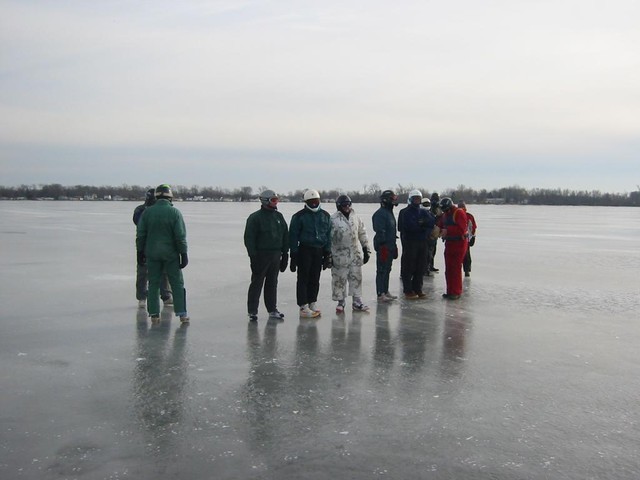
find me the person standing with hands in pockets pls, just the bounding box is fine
[244,190,289,322]
[398,190,435,299]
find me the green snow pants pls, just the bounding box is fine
[147,255,186,316]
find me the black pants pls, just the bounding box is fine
[247,251,281,314]
[400,239,428,293]
[427,238,438,270]
[296,245,323,306]
[463,246,472,273]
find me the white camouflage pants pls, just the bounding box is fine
[331,256,363,301]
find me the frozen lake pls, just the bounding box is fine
[1,201,639,479]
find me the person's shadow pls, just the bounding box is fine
[132,309,189,454]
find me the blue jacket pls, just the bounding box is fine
[372,206,397,251]
[398,204,435,242]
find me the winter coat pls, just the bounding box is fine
[398,204,436,242]
[330,210,370,268]
[132,195,155,225]
[244,206,288,257]
[136,199,188,260]
[289,207,332,254]
[372,206,397,251]
[437,206,469,243]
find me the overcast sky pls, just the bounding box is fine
[1,0,639,194]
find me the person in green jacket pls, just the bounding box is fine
[289,189,332,318]
[244,189,289,322]
[132,188,172,309]
[136,184,189,324]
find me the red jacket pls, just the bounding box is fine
[438,206,468,242]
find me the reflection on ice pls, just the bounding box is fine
[133,308,189,455]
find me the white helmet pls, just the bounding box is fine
[408,189,422,199]
[303,189,321,212]
[303,189,320,201]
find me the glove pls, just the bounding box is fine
[379,245,389,263]
[280,253,289,272]
[289,252,297,272]
[363,249,370,265]
[469,236,476,247]
[137,251,146,266]
[179,252,189,269]
[392,247,398,259]
[322,252,333,270]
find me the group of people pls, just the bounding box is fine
[244,189,369,320]
[244,188,477,321]
[133,184,477,324]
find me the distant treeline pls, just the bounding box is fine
[1,183,639,206]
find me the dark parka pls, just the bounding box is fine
[372,206,397,251]
[244,206,289,257]
[289,207,332,254]
[398,203,436,241]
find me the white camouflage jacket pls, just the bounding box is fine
[330,210,370,268]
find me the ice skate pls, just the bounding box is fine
[442,293,460,300]
[377,293,394,303]
[300,305,320,318]
[269,310,285,320]
[352,301,370,312]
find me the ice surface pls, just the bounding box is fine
[1,201,639,479]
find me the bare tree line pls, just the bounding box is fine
[1,183,638,206]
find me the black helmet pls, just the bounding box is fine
[144,188,156,206]
[259,189,278,207]
[380,190,398,207]
[440,197,454,212]
[155,184,173,199]
[336,194,352,210]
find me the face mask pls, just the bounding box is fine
[305,200,320,212]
